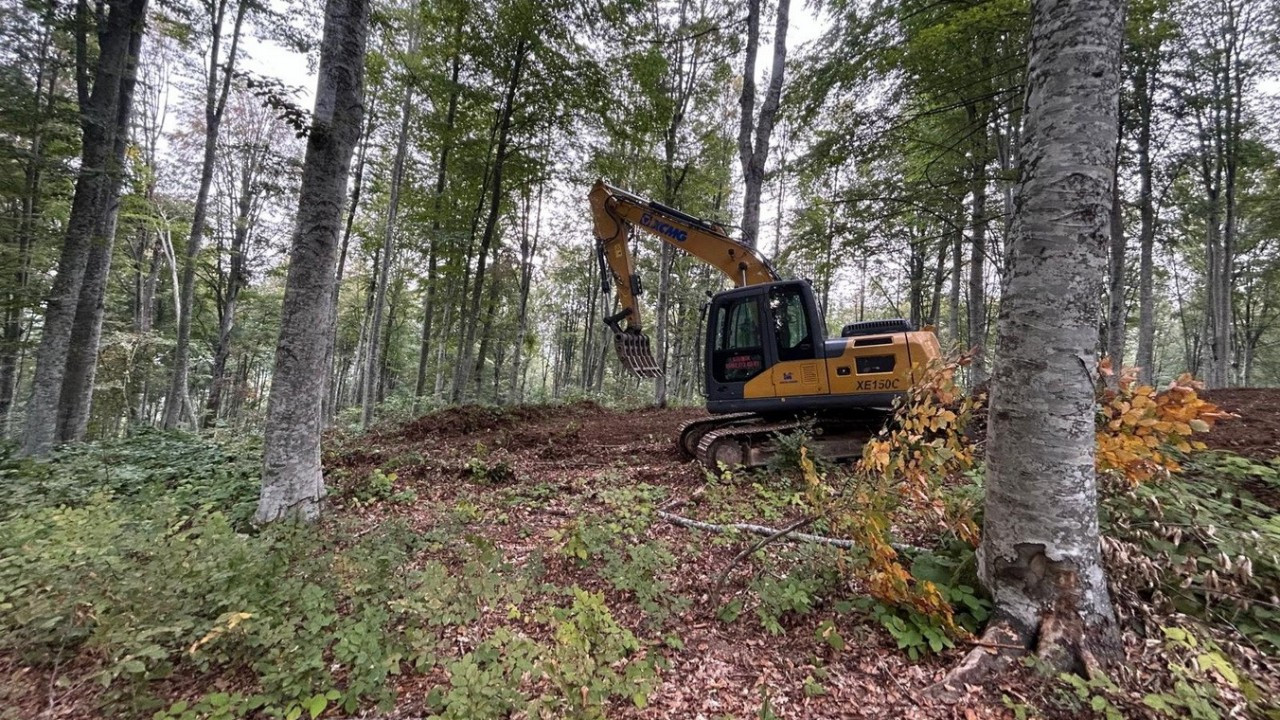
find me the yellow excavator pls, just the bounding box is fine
[589,179,943,468]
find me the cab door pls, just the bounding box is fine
[706,292,769,405]
[766,285,828,397]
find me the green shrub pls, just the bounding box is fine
[1102,452,1280,653]
[0,428,261,530]
[0,495,430,717]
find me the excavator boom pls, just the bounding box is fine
[589,179,777,376]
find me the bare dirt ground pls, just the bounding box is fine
[323,402,1028,719]
[1201,389,1280,461]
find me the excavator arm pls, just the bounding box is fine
[589,179,778,377]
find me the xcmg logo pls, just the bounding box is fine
[640,213,688,242]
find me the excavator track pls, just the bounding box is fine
[676,413,757,459]
[691,413,890,470]
[695,417,807,469]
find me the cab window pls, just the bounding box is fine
[769,287,814,361]
[713,297,764,382]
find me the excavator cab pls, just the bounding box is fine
[705,280,828,413]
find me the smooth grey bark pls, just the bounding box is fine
[163,0,248,429]
[324,94,374,422]
[361,84,413,428]
[979,0,1122,662]
[737,0,789,249]
[57,123,131,443]
[22,0,149,456]
[257,0,369,524]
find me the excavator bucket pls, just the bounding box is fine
[613,329,663,378]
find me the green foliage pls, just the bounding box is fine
[766,425,834,479]
[863,542,991,659]
[463,445,515,485]
[349,468,418,505]
[0,496,402,715]
[0,428,261,531]
[554,514,688,626]
[599,540,689,625]
[0,459,574,719]
[1139,626,1261,720]
[1102,451,1280,652]
[747,549,842,635]
[1056,670,1126,720]
[425,590,657,720]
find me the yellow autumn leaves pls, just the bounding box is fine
[1096,367,1231,484]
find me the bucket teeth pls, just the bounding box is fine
[613,330,663,378]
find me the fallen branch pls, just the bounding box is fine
[657,510,856,548]
[656,510,924,554]
[714,515,816,596]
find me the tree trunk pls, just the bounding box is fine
[977,0,1122,668]
[1134,63,1157,385]
[362,83,413,428]
[966,103,989,386]
[22,0,149,456]
[204,165,255,426]
[324,95,375,422]
[1105,130,1126,373]
[163,0,247,429]
[257,0,369,524]
[452,39,525,403]
[949,214,962,348]
[507,177,541,405]
[472,248,502,399]
[415,34,463,404]
[737,0,789,249]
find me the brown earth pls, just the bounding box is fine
[324,401,1006,719]
[321,398,1280,720]
[1200,388,1280,461]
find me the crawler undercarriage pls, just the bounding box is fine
[677,411,890,469]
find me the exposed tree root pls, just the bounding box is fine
[928,612,1120,702]
[926,620,1028,703]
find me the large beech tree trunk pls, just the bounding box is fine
[977,0,1123,668]
[257,0,369,524]
[22,0,149,457]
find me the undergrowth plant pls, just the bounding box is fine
[1102,452,1280,653]
[810,356,1232,658]
[1095,364,1231,483]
